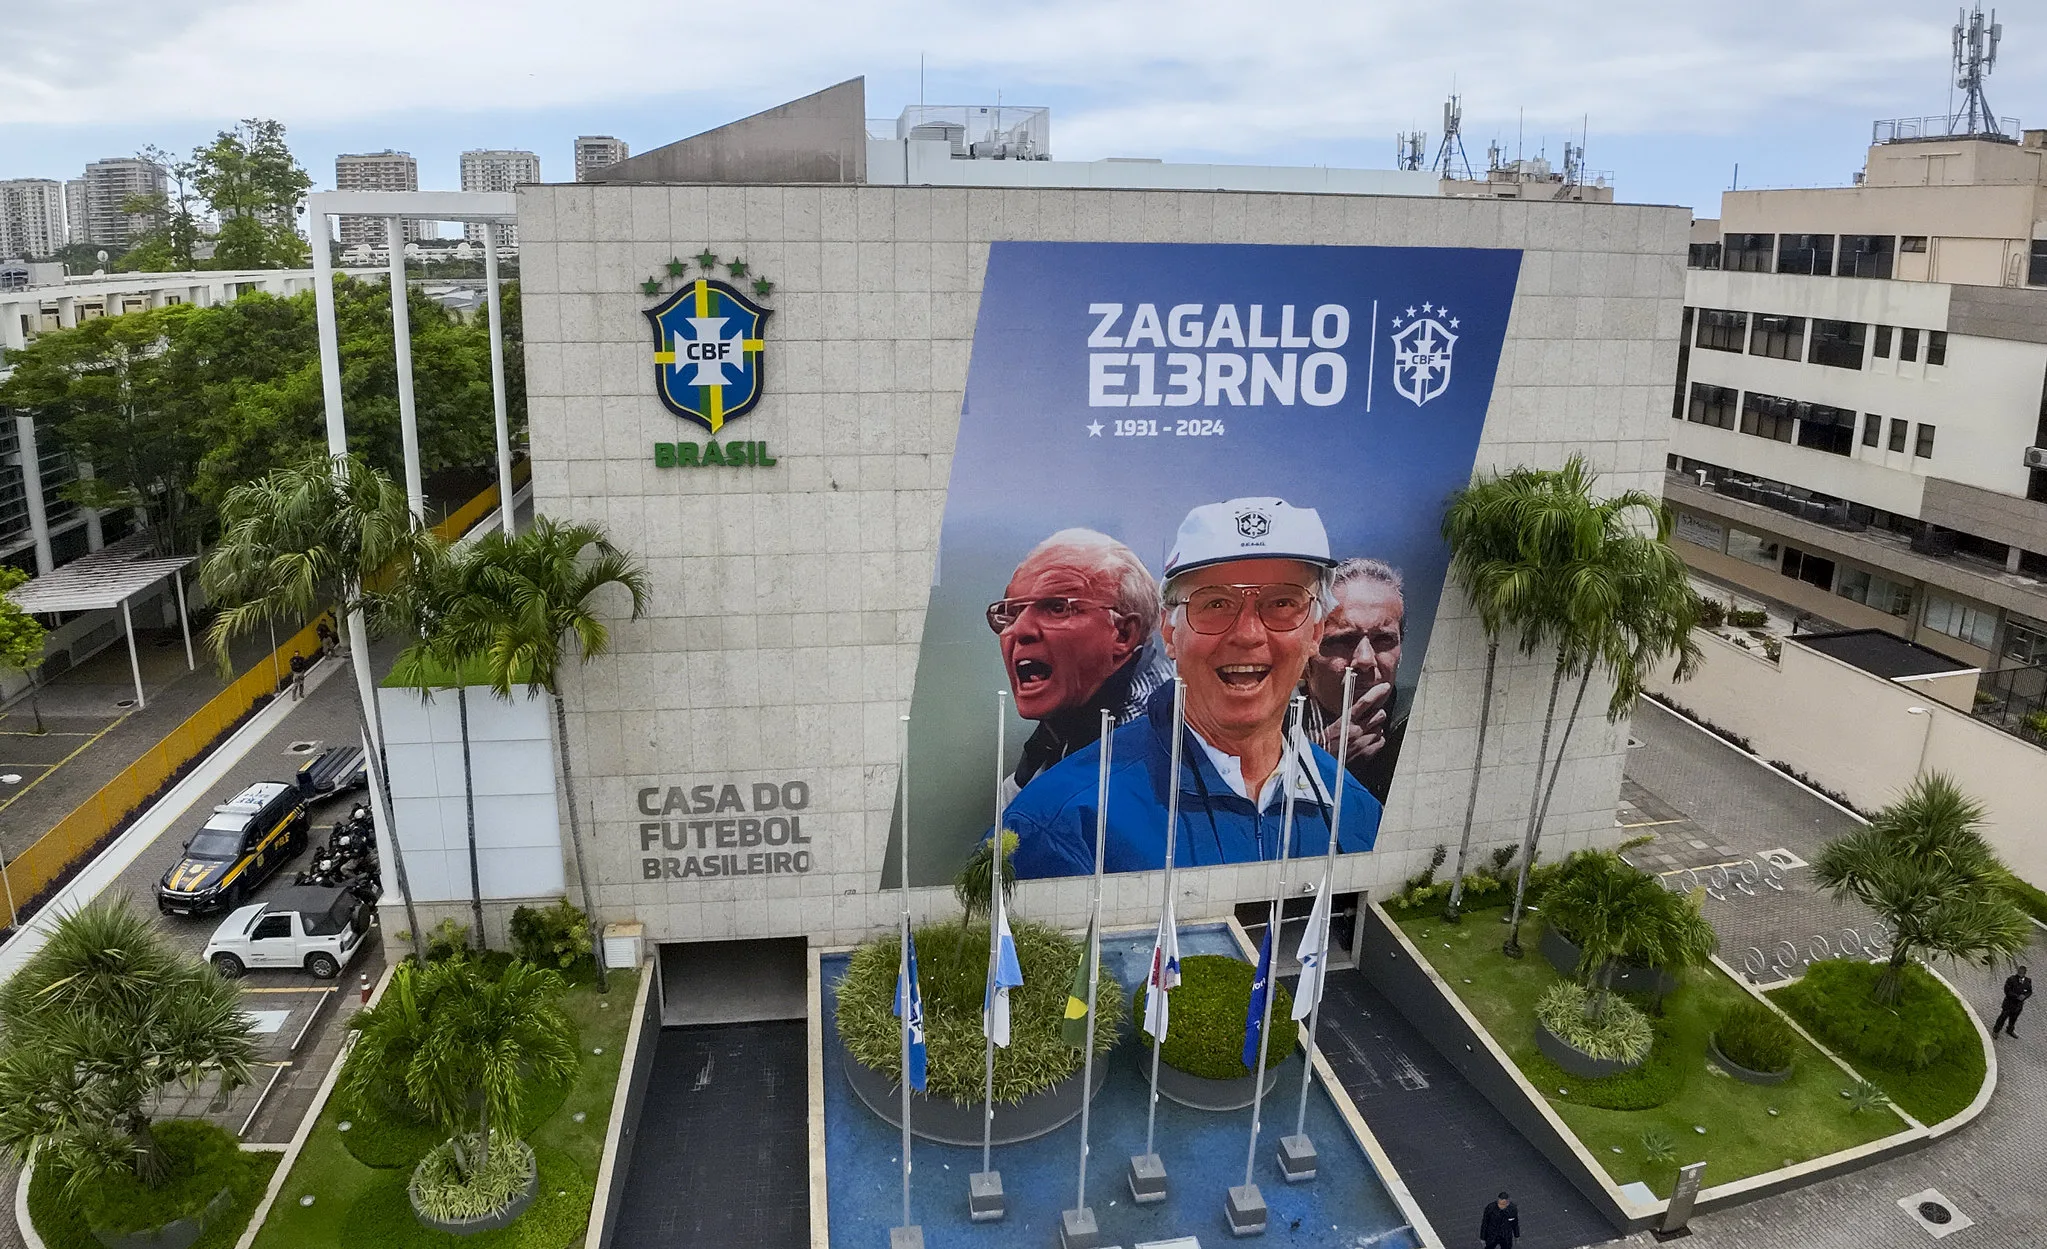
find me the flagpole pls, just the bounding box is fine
[896,714,917,1243]
[1230,699,1301,1236]
[1062,710,1114,1249]
[1145,679,1185,1159]
[971,690,1007,1223]
[1293,668,1353,1146]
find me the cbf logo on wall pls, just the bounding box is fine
[642,252,774,434]
[1389,302,1458,407]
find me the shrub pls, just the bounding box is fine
[1525,1020,1686,1109]
[1695,597,1726,630]
[1135,954,1296,1080]
[1535,981,1653,1064]
[1713,1001,1797,1074]
[836,920,1122,1105]
[2003,874,2047,925]
[509,899,593,972]
[1773,960,1969,1071]
[423,918,472,963]
[30,1120,277,1249]
[1729,608,1768,628]
[408,1131,534,1221]
[2024,710,2047,740]
[1847,1078,1892,1114]
[1640,1128,1677,1162]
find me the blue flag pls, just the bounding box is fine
[1242,922,1274,1071]
[984,881,1025,1047]
[895,929,929,1091]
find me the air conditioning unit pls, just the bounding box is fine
[2024,446,2047,469]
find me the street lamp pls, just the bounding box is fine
[1905,705,1934,779]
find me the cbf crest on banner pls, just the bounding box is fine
[645,278,770,433]
[1390,304,1458,407]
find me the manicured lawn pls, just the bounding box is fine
[1767,961,1987,1127]
[29,1123,281,1249]
[1399,906,1909,1198]
[252,967,639,1249]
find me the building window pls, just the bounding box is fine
[1888,418,1909,452]
[1724,233,1775,273]
[1795,404,1857,455]
[1689,242,1723,269]
[1899,327,1920,362]
[1750,315,1806,360]
[1837,235,1895,279]
[2030,240,2047,286]
[1673,308,1693,420]
[1781,546,1837,589]
[1915,424,1936,458]
[1926,331,1947,366]
[1808,320,1867,370]
[1726,527,1782,568]
[1924,594,1997,649]
[1901,235,1929,253]
[1873,325,1893,358]
[1863,412,1883,446]
[2004,615,2047,666]
[1777,234,1835,276]
[1696,308,1747,352]
[1688,382,1739,429]
[1837,567,1914,617]
[1741,392,1796,442]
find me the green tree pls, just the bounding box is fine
[343,958,576,1180]
[436,518,649,991]
[0,898,256,1191]
[0,567,51,733]
[1812,773,2031,1003]
[201,453,433,961]
[192,120,311,270]
[112,147,199,273]
[1541,851,1716,1017]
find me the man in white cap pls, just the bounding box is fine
[1002,497,1380,879]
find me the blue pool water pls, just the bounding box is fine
[822,924,1421,1248]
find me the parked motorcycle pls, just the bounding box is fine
[295,803,381,897]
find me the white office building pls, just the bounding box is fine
[459,150,540,245]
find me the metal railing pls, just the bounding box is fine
[1873,114,2021,143]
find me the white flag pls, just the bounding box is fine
[1141,898,1183,1041]
[1292,874,1333,1021]
[983,877,1024,1047]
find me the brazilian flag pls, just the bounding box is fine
[1061,919,1097,1048]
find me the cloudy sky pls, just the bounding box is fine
[5,0,2042,218]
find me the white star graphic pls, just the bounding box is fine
[1450,317,1461,329]
[1422,302,1434,314]
[1086,420,1104,437]
[1405,305,1417,318]
[1391,316,1404,328]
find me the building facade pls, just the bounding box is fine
[574,136,630,182]
[0,180,69,260]
[334,151,425,247]
[1666,129,2047,726]
[80,157,166,248]
[63,180,85,247]
[465,81,1688,961]
[459,150,541,245]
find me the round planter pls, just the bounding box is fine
[89,1187,234,1249]
[1707,1033,1793,1086]
[843,1051,1108,1145]
[1540,925,1677,996]
[1534,1020,1645,1080]
[407,1141,538,1236]
[1152,1057,1283,1111]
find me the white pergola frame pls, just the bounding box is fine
[7,534,195,710]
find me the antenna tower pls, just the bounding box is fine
[1396,131,1426,171]
[1949,4,2003,136]
[1431,95,1474,181]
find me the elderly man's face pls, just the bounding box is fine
[1306,577,1405,716]
[1163,558,1324,745]
[999,555,1142,720]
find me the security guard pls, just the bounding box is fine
[1002,497,1379,879]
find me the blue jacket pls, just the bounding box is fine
[1002,685,1381,880]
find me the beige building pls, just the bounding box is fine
[80,157,165,248]
[1667,128,2047,740]
[0,180,67,260]
[459,150,540,245]
[334,151,426,247]
[574,136,629,182]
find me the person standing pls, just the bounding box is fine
[1480,1192,1520,1249]
[1993,966,2032,1038]
[288,651,309,701]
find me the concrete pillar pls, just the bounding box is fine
[2006,547,2023,573]
[12,415,54,576]
[0,308,24,353]
[388,217,424,520]
[77,461,105,551]
[55,297,75,329]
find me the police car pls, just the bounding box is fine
[157,782,311,916]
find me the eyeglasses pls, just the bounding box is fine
[1170,583,1318,636]
[985,597,1122,633]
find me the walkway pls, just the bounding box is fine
[1613,699,2047,1249]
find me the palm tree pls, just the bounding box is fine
[201,452,431,961]
[1540,852,1716,1020]
[436,517,649,991]
[1812,773,2031,1004]
[0,898,256,1191]
[345,957,578,1180]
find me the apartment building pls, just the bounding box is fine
[0,180,68,260]
[457,150,539,245]
[63,180,85,247]
[334,151,426,247]
[1667,126,2047,726]
[573,136,629,182]
[80,157,166,247]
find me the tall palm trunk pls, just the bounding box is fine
[1443,640,1500,922]
[1503,652,1569,957]
[1508,665,1595,951]
[552,692,608,992]
[460,688,485,949]
[347,608,425,963]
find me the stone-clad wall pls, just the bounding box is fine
[513,182,1689,946]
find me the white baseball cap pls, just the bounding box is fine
[1163,497,1334,580]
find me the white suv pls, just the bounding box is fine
[204,885,372,979]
